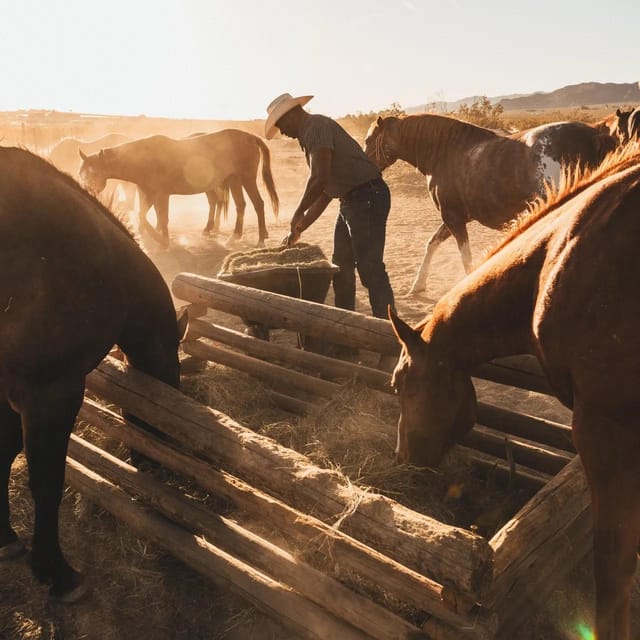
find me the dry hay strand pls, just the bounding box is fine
[218,242,333,275]
[185,363,529,537]
[180,363,290,429]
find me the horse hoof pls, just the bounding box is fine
[50,580,89,604]
[0,539,26,560]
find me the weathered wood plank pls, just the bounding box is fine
[173,273,400,354]
[187,318,391,391]
[78,399,490,634]
[485,456,593,636]
[64,457,371,640]
[85,358,494,597]
[68,434,432,640]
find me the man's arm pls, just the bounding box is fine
[290,147,332,224]
[285,191,333,245]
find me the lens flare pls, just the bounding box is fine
[575,622,595,640]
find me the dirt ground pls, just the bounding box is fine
[2,124,639,640]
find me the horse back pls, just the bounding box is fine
[106,129,263,194]
[0,147,168,387]
[533,166,640,403]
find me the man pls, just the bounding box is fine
[264,93,395,320]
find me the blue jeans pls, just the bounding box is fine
[332,178,395,319]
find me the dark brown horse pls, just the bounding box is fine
[0,147,187,602]
[364,115,615,295]
[79,129,279,247]
[609,107,640,145]
[388,145,640,639]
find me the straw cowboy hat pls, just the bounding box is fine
[264,93,313,139]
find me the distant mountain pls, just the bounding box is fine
[407,81,640,113]
[499,81,640,110]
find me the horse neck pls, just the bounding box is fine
[118,255,180,388]
[102,146,139,182]
[425,244,545,368]
[397,116,487,175]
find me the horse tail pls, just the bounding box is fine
[256,137,279,218]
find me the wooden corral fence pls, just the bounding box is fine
[64,272,592,640]
[167,272,593,638]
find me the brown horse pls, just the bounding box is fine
[79,129,279,247]
[0,147,188,602]
[388,145,640,639]
[48,133,138,208]
[364,115,615,295]
[609,107,640,145]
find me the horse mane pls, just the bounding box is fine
[9,146,138,244]
[484,142,640,260]
[396,114,497,170]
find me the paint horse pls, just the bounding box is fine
[0,147,188,602]
[388,145,640,639]
[364,114,615,295]
[79,129,279,247]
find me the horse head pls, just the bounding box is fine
[612,108,633,145]
[389,308,477,468]
[79,148,109,194]
[363,116,402,170]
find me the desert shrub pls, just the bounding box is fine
[453,96,504,129]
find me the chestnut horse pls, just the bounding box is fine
[364,115,615,295]
[388,145,640,639]
[79,129,279,247]
[0,147,187,602]
[48,133,138,208]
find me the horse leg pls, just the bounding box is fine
[573,410,640,640]
[19,377,86,601]
[137,188,153,237]
[153,195,171,249]
[228,177,246,241]
[242,178,267,246]
[203,191,219,236]
[443,212,473,274]
[0,403,25,558]
[408,223,452,295]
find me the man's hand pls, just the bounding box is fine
[282,212,304,247]
[282,225,302,247]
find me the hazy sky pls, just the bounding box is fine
[2,0,638,120]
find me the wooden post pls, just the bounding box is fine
[172,273,400,354]
[85,357,494,597]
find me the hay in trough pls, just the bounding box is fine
[218,242,334,275]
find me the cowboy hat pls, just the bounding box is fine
[264,93,313,139]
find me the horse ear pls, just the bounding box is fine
[376,116,384,126]
[616,108,622,117]
[176,309,189,342]
[388,306,422,352]
[79,149,88,161]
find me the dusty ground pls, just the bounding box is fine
[2,124,637,640]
